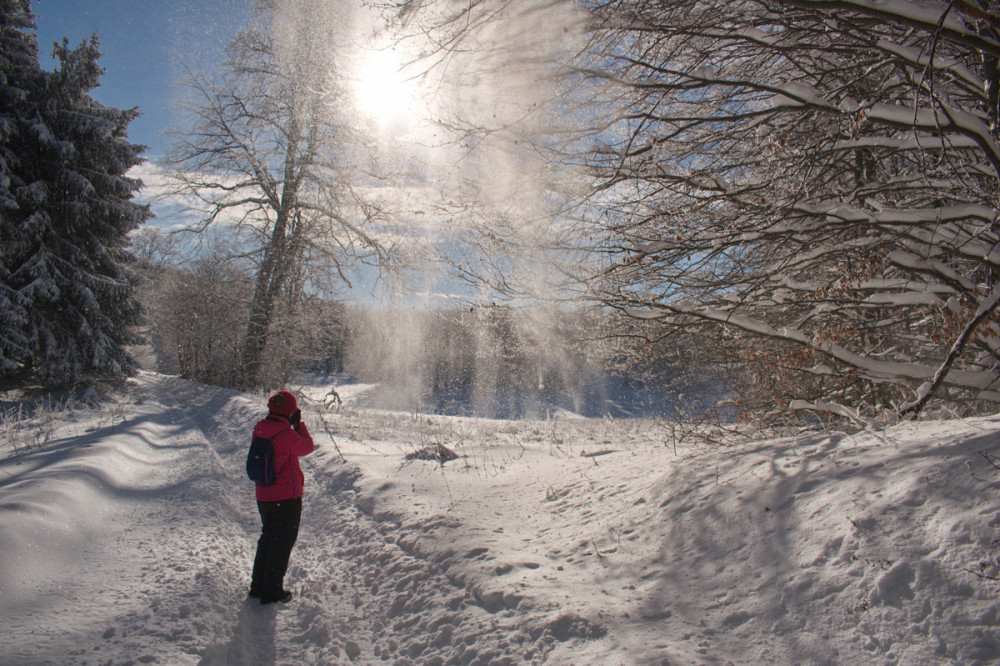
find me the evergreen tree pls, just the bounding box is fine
[0,0,40,377]
[0,0,150,385]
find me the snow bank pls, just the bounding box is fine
[2,373,1000,664]
[321,395,1000,664]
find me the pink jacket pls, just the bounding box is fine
[253,415,315,501]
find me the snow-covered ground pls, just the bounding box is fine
[2,372,1000,664]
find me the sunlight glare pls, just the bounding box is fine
[354,48,414,127]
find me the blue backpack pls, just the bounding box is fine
[246,434,279,485]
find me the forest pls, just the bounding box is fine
[4,0,1000,424]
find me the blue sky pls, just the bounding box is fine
[31,0,252,157]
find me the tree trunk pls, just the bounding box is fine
[240,221,289,390]
[239,127,303,390]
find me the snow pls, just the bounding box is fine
[3,372,1000,664]
[634,299,1000,396]
[769,81,836,110]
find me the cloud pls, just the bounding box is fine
[128,161,201,232]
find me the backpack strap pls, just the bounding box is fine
[266,419,295,478]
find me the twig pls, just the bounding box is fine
[978,450,1000,471]
[317,412,346,462]
[581,449,617,458]
[964,567,1000,582]
[901,282,1000,416]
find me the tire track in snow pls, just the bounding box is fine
[0,375,260,665]
[109,375,269,665]
[151,376,284,666]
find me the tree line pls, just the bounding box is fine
[131,232,687,418]
[6,0,1000,422]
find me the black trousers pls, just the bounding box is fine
[250,497,302,601]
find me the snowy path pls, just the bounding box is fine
[0,374,597,665]
[1,377,249,663]
[4,372,1000,664]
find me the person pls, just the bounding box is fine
[248,390,315,605]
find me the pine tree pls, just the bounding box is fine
[0,0,150,385]
[0,0,40,377]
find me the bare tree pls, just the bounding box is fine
[131,234,253,385]
[564,0,1000,417]
[165,260,252,386]
[390,0,1000,418]
[166,0,385,390]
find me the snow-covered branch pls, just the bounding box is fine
[577,0,1000,416]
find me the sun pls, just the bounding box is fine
[353,48,415,127]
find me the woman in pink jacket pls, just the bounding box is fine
[248,390,315,605]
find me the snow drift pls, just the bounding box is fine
[1,372,999,664]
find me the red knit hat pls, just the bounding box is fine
[267,390,298,417]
